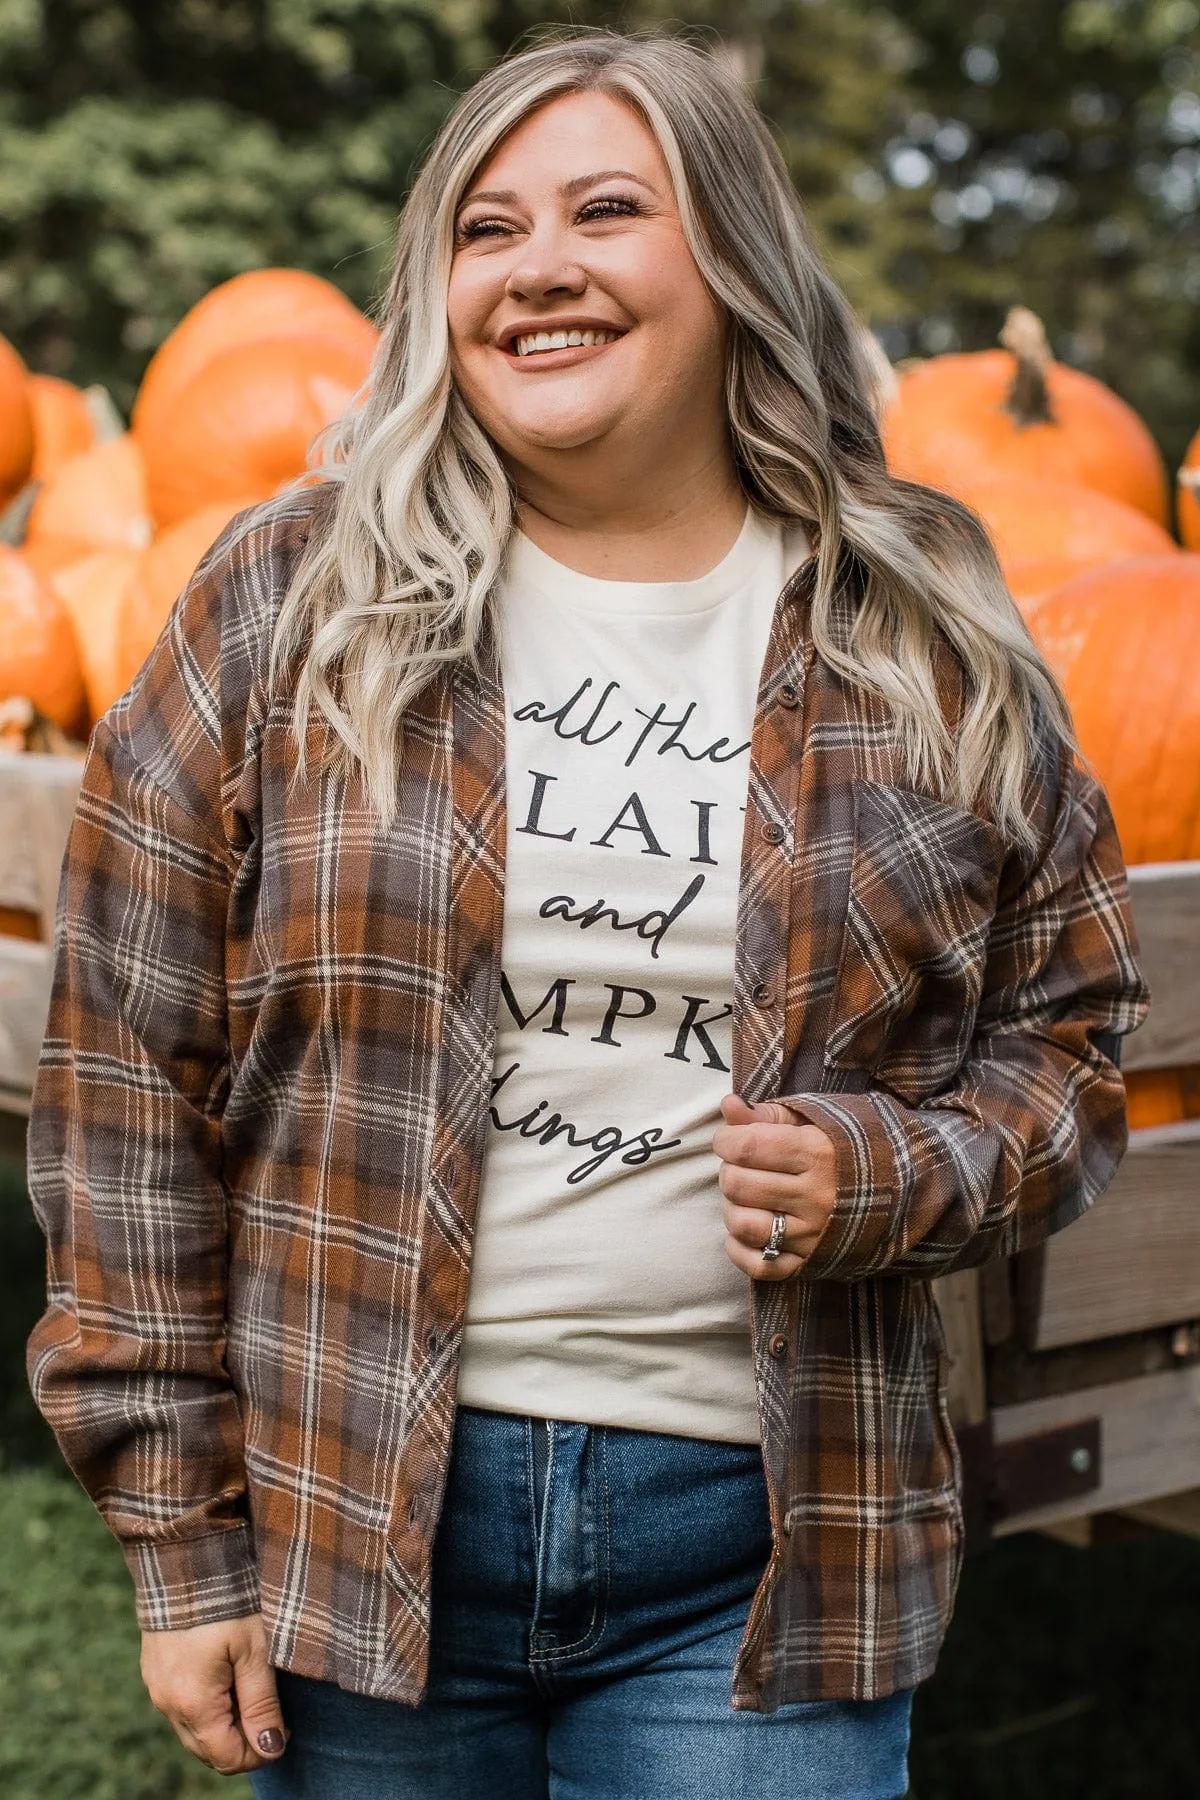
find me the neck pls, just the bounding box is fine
[510,442,749,582]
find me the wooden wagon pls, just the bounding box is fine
[3,748,1198,1548]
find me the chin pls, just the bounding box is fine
[501,409,622,454]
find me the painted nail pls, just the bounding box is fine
[257,1728,285,1755]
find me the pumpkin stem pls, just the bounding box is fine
[0,479,42,548]
[999,306,1055,428]
[84,384,125,445]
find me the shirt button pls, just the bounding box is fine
[407,1494,424,1531]
[751,982,775,1007]
[768,1333,789,1359]
[776,683,799,709]
[760,821,785,845]
[425,1328,442,1358]
[444,1156,459,1191]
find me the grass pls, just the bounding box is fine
[0,1463,251,1800]
[5,1124,1200,1795]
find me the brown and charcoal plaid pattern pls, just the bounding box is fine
[26,492,1148,1709]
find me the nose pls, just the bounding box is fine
[504,220,587,304]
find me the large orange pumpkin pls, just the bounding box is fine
[117,499,259,687]
[1178,424,1200,551]
[954,473,1175,586]
[0,544,87,732]
[1031,555,1200,863]
[26,435,153,566]
[27,375,96,483]
[138,334,370,526]
[132,268,376,435]
[48,550,140,720]
[0,333,34,507]
[884,308,1170,528]
[1124,1068,1200,1130]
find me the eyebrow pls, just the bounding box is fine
[456,169,658,212]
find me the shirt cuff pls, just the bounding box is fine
[776,1092,900,1280]
[122,1522,261,1632]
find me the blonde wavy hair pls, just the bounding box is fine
[270,27,1071,846]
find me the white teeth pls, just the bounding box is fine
[513,328,618,356]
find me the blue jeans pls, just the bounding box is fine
[250,1407,913,1798]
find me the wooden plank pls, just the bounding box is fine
[1028,1121,1200,1349]
[992,1364,1200,1535]
[933,1270,987,1429]
[0,752,83,927]
[1123,861,1200,1072]
[1119,1488,1200,1542]
[0,936,53,1106]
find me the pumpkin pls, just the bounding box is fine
[26,435,153,566]
[953,473,1175,584]
[117,499,259,687]
[0,544,87,732]
[0,908,40,940]
[48,550,140,720]
[1004,556,1101,620]
[1124,1068,1200,1131]
[138,334,371,526]
[132,268,377,436]
[1178,424,1200,551]
[1031,555,1200,863]
[0,333,34,507]
[884,308,1170,528]
[28,375,95,483]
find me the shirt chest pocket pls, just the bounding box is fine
[824,780,1006,1104]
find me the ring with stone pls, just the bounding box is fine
[760,1212,788,1262]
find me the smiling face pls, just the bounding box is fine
[447,89,729,484]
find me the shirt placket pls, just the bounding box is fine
[385,650,509,1690]
[729,561,816,1707]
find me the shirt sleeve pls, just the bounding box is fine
[22,505,288,1632]
[780,741,1151,1282]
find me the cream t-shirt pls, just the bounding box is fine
[457,505,810,1443]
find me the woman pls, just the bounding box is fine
[27,29,1147,1800]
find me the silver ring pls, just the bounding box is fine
[760,1212,788,1262]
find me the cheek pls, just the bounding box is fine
[446,261,494,363]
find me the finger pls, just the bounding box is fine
[231,1624,290,1761]
[718,1159,808,1213]
[720,1093,806,1129]
[712,1119,834,1175]
[723,1230,804,1282]
[175,1683,263,1776]
[723,1199,828,1260]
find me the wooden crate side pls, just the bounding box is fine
[0,752,83,928]
[933,1270,987,1430]
[0,936,52,1107]
[1119,1487,1200,1541]
[1122,861,1200,1072]
[1025,1121,1200,1350]
[991,1364,1200,1536]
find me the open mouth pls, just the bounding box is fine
[505,327,625,359]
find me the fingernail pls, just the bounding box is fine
[257,1728,285,1755]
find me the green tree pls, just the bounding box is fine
[869,0,1200,471]
[0,0,1197,471]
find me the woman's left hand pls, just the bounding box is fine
[713,1094,838,1281]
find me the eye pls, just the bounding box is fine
[577,194,642,223]
[455,216,512,244]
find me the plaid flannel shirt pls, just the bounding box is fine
[26,490,1148,1710]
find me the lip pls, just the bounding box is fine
[495,317,629,368]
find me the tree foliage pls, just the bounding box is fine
[0,0,1197,464]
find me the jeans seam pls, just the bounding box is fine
[532,1425,609,1665]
